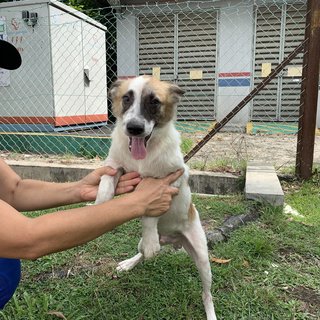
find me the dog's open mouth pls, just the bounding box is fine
[129,134,152,160]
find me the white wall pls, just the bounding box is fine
[216,4,254,132]
[0,3,53,118]
[50,5,107,124]
[116,14,138,77]
[0,1,108,129]
[50,5,86,119]
[82,20,107,119]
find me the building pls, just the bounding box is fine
[0,0,108,132]
[110,0,319,131]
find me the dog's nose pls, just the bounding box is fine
[126,121,145,136]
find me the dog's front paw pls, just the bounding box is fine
[95,175,116,204]
[139,240,161,259]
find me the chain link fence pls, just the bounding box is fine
[0,0,319,173]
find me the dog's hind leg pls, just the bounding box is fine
[181,208,217,320]
[116,220,160,272]
[116,236,146,272]
[139,217,161,259]
[116,218,160,272]
[116,252,143,272]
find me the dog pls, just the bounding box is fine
[95,75,217,320]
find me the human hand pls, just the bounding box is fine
[78,167,141,202]
[115,171,142,195]
[134,169,184,217]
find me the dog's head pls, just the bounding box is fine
[109,75,184,160]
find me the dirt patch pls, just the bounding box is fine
[288,285,320,315]
[185,133,320,171]
[2,132,320,171]
[30,256,118,281]
[278,246,296,256]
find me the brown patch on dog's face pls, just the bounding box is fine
[188,203,196,222]
[109,79,131,118]
[143,77,184,127]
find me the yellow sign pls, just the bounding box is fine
[190,70,203,80]
[287,66,302,77]
[261,63,271,77]
[152,67,161,80]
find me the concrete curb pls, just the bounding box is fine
[8,161,242,195]
[188,169,242,195]
[245,161,284,206]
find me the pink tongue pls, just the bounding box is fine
[131,137,147,160]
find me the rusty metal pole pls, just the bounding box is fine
[296,0,320,179]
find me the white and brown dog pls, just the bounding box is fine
[95,75,217,320]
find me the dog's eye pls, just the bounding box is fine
[121,92,134,113]
[150,98,160,107]
[122,95,131,104]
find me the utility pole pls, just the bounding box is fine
[296,0,320,179]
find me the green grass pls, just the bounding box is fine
[1,180,320,320]
[189,157,247,175]
[180,137,194,155]
[251,122,298,135]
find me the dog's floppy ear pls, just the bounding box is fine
[169,84,185,103]
[109,79,124,100]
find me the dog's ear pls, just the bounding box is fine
[169,84,185,103]
[170,84,185,96]
[109,79,124,100]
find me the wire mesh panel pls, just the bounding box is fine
[177,11,217,120]
[139,10,217,120]
[252,2,307,121]
[281,3,306,121]
[139,14,175,84]
[0,0,318,172]
[252,5,282,121]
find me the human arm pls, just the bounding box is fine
[0,169,183,260]
[0,159,141,211]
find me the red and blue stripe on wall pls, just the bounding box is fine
[218,72,251,87]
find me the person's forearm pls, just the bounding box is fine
[11,179,82,211]
[1,193,145,260]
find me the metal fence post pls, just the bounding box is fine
[296,0,320,180]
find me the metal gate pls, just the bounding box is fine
[252,3,306,121]
[139,10,217,120]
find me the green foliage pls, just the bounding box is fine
[0,293,52,320]
[285,178,320,225]
[63,0,84,11]
[61,0,108,21]
[180,137,194,154]
[78,144,99,159]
